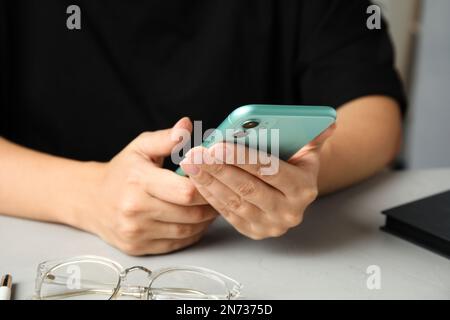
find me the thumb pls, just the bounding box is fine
[132,117,193,158]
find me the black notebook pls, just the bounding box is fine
[381,190,450,259]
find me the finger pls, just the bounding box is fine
[131,117,193,158]
[190,176,272,239]
[180,159,263,223]
[182,179,263,239]
[209,143,301,196]
[144,166,207,205]
[147,220,212,240]
[137,232,205,255]
[153,232,206,254]
[148,197,218,223]
[119,186,215,223]
[185,170,263,239]
[190,148,283,213]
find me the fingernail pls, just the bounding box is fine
[189,148,205,165]
[171,117,191,141]
[180,162,200,176]
[173,117,190,129]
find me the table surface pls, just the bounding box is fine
[1,169,450,300]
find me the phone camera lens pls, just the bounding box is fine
[242,120,260,129]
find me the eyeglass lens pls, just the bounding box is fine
[39,262,231,300]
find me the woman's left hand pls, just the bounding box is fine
[180,124,335,240]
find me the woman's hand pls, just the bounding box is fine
[180,125,335,240]
[78,118,217,255]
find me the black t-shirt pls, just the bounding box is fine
[0,0,405,165]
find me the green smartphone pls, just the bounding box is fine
[176,104,336,175]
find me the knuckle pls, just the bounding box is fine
[193,207,215,222]
[226,196,242,211]
[142,240,170,255]
[189,207,205,222]
[168,235,201,253]
[248,232,266,240]
[118,195,141,216]
[268,227,288,238]
[237,180,256,197]
[138,240,165,255]
[246,225,267,240]
[119,241,142,256]
[218,206,231,217]
[119,222,142,241]
[304,187,319,203]
[157,242,174,254]
[209,164,225,176]
[159,236,202,254]
[172,224,193,238]
[179,184,197,204]
[197,171,214,187]
[279,206,304,226]
[283,213,303,227]
[166,239,189,253]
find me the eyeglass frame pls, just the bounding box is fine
[33,255,242,300]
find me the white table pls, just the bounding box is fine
[1,169,449,299]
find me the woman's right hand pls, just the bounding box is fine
[76,118,217,255]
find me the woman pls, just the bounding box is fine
[0,0,405,255]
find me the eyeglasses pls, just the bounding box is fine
[33,255,242,300]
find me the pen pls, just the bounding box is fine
[0,274,12,300]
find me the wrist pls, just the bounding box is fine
[54,160,106,232]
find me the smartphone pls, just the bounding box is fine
[176,104,336,175]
